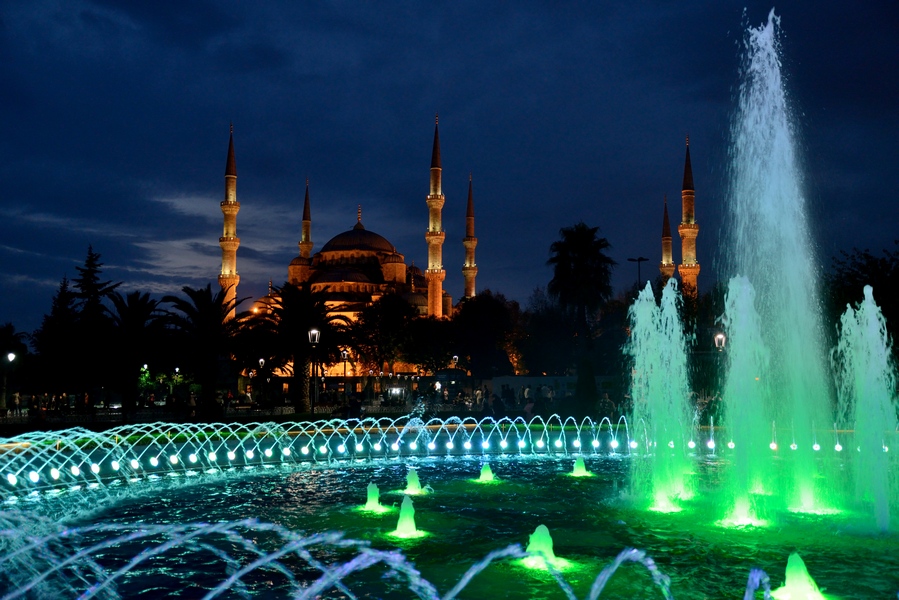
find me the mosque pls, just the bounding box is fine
[660,137,699,298]
[216,118,478,323]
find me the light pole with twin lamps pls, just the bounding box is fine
[308,328,320,415]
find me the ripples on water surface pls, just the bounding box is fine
[52,456,897,599]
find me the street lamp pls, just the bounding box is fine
[714,333,726,351]
[308,329,320,414]
[627,256,649,288]
[341,349,349,400]
[1,352,15,412]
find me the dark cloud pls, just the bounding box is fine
[0,1,896,333]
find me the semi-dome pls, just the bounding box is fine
[320,222,395,254]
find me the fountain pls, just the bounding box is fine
[405,467,424,495]
[477,462,496,482]
[0,9,897,599]
[571,456,591,477]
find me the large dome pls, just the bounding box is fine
[320,222,395,254]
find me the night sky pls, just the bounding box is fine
[1,2,897,333]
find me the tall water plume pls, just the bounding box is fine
[720,276,772,524]
[627,280,694,511]
[833,286,899,530]
[722,9,832,511]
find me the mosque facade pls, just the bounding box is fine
[217,118,477,322]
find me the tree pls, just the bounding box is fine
[402,316,455,375]
[107,290,165,417]
[519,287,576,376]
[351,293,417,373]
[547,222,616,344]
[31,276,80,392]
[453,291,518,382]
[252,283,349,413]
[163,284,245,416]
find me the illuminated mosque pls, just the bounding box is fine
[216,118,479,322]
[659,137,700,298]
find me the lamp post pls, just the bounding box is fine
[308,328,320,415]
[1,352,15,412]
[714,333,726,351]
[341,349,348,401]
[627,256,649,288]
[258,358,265,405]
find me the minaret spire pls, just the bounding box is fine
[299,178,313,259]
[677,136,700,298]
[462,173,478,299]
[660,195,675,285]
[219,125,240,319]
[425,115,447,317]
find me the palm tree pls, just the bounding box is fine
[162,284,245,416]
[107,290,165,417]
[547,222,616,345]
[253,283,349,413]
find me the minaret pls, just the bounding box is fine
[659,195,675,285]
[425,115,446,317]
[299,179,313,259]
[218,125,240,320]
[462,173,478,298]
[677,136,700,298]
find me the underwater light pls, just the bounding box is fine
[6,474,16,486]
[573,439,581,448]
[482,441,490,449]
[536,439,545,449]
[226,451,235,461]
[300,446,309,455]
[354,444,363,453]
[629,441,638,449]
[446,441,454,449]
[208,452,217,462]
[669,441,676,448]
[427,442,436,450]
[591,439,599,448]
[409,442,418,451]
[790,443,798,450]
[813,443,820,451]
[518,440,526,448]
[245,450,255,460]
[28,471,39,483]
[264,448,273,458]
[769,442,777,451]
[91,464,100,473]
[554,439,562,448]
[884,446,889,453]
[728,441,735,449]
[338,444,347,453]
[835,444,843,452]
[188,454,197,463]
[148,458,158,468]
[71,465,81,475]
[463,441,472,450]
[687,440,696,449]
[130,459,139,470]
[319,445,328,454]
[50,468,60,480]
[610,439,619,449]
[707,440,715,450]
[373,443,382,451]
[500,440,508,449]
[111,460,120,470]
[282,448,291,456]
[390,443,399,452]
[169,455,178,465]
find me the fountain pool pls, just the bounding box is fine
[1,417,897,598]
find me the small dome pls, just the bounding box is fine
[403,292,428,308]
[289,256,311,266]
[382,252,404,264]
[408,264,423,276]
[320,222,395,254]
